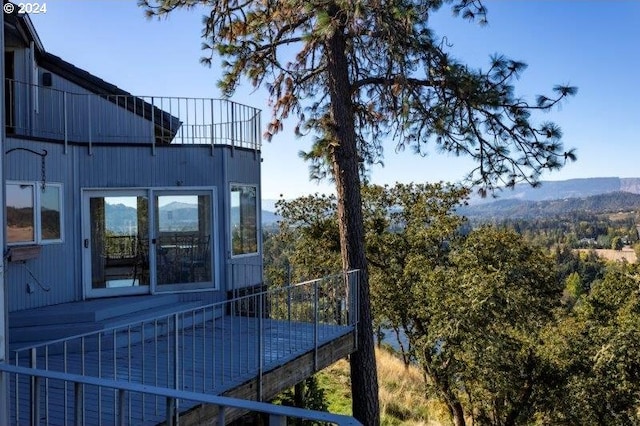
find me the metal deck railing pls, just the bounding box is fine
[0,364,362,425]
[6,270,360,425]
[5,79,262,151]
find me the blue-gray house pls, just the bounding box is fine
[1,9,359,426]
[5,9,262,315]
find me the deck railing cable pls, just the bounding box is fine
[8,270,360,425]
[0,363,362,426]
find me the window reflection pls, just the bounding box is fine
[7,183,35,243]
[230,184,258,255]
[156,194,212,285]
[41,185,61,240]
[7,182,63,244]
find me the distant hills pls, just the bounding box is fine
[262,178,640,224]
[470,177,640,205]
[105,201,281,234]
[459,191,640,220]
[460,177,640,219]
[104,178,640,233]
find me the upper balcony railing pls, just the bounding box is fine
[5,79,262,151]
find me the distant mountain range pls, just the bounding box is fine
[104,177,640,233]
[459,191,640,220]
[105,201,281,234]
[262,178,640,224]
[459,177,640,219]
[469,177,640,205]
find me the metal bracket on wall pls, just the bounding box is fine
[5,147,48,191]
[20,261,51,293]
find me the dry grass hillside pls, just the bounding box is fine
[317,348,447,425]
[577,247,637,263]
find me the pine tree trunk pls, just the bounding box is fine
[325,14,381,426]
[451,401,466,426]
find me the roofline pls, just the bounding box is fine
[19,10,44,52]
[4,8,181,142]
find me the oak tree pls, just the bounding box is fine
[540,261,640,425]
[275,187,564,425]
[407,227,561,426]
[140,1,576,423]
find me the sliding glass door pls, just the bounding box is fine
[83,191,150,298]
[83,188,216,298]
[155,192,213,291]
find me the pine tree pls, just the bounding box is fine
[140,1,576,423]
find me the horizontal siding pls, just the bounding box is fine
[5,137,261,312]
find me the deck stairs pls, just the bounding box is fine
[8,295,205,349]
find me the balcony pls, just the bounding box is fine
[4,271,361,425]
[5,79,262,151]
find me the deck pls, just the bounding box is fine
[10,316,354,425]
[6,273,359,425]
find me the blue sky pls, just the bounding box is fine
[29,1,640,199]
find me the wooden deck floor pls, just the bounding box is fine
[8,315,355,425]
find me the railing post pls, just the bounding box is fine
[32,376,41,426]
[117,389,126,426]
[230,102,235,155]
[286,263,292,323]
[179,98,184,145]
[258,292,264,401]
[173,313,179,391]
[151,97,156,156]
[74,382,83,426]
[217,406,226,425]
[30,348,39,426]
[166,396,176,426]
[63,91,68,154]
[269,414,287,426]
[87,95,92,155]
[210,98,215,156]
[0,368,8,426]
[313,280,319,370]
[165,313,180,426]
[287,285,292,324]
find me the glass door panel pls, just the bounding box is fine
[85,193,150,296]
[155,194,213,288]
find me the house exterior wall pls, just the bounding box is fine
[8,59,156,143]
[6,48,32,133]
[5,137,261,312]
[224,148,263,293]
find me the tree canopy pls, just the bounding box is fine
[142,0,575,191]
[273,186,565,426]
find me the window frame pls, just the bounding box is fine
[6,180,64,246]
[229,183,260,258]
[153,189,217,291]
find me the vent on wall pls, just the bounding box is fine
[42,72,52,87]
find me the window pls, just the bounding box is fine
[7,182,63,245]
[230,184,258,256]
[156,193,213,286]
